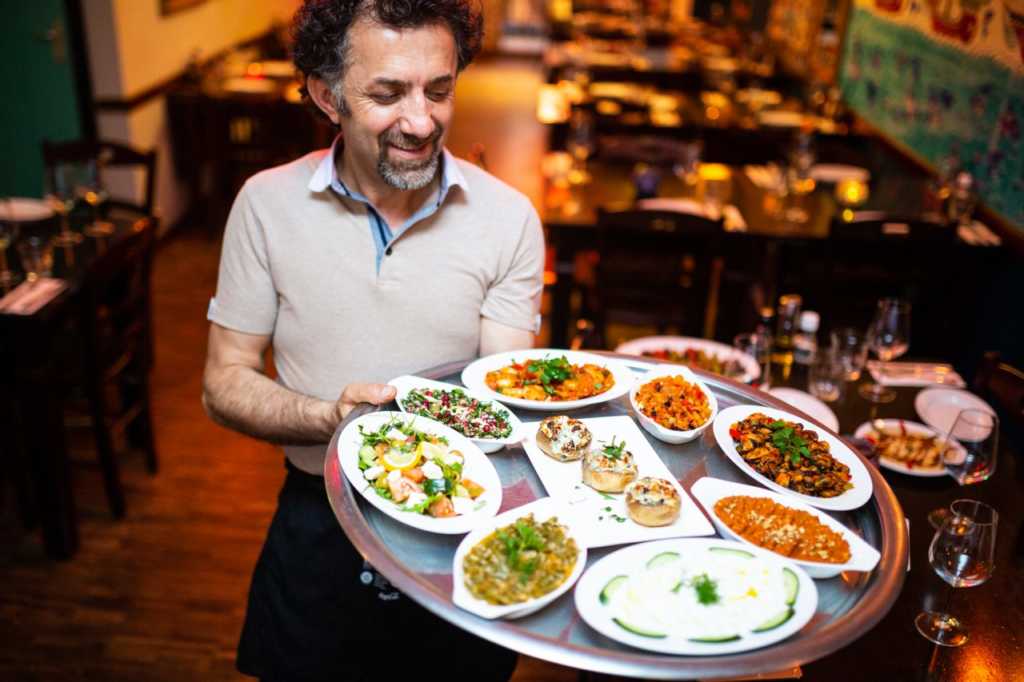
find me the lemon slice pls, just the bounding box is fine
[418,441,448,463]
[381,446,421,471]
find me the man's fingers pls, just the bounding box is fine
[340,383,397,406]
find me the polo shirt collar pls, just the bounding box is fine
[307,135,468,197]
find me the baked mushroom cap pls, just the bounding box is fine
[536,415,592,462]
[581,449,638,493]
[625,477,682,526]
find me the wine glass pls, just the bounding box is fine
[672,140,703,199]
[858,298,911,403]
[733,331,772,390]
[76,159,114,237]
[927,410,1000,529]
[0,199,21,288]
[46,164,84,247]
[566,109,595,178]
[915,500,997,647]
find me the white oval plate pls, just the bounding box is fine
[712,405,873,511]
[3,197,55,222]
[615,336,760,384]
[461,348,634,411]
[630,366,718,444]
[767,387,840,433]
[574,538,818,655]
[690,476,881,579]
[388,375,525,454]
[914,388,996,441]
[451,497,587,619]
[853,419,962,478]
[338,411,502,534]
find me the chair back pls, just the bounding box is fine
[42,139,157,216]
[973,352,1024,441]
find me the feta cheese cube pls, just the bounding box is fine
[451,496,476,516]
[363,465,385,481]
[405,492,428,509]
[421,461,443,480]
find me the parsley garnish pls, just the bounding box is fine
[601,437,627,460]
[693,573,720,605]
[525,356,573,395]
[769,420,811,465]
[496,518,546,583]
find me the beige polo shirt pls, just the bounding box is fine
[208,149,545,474]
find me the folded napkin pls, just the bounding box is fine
[957,220,1002,247]
[0,277,68,315]
[635,198,747,232]
[867,361,966,388]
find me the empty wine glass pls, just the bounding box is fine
[46,164,84,247]
[927,410,1000,529]
[915,500,997,647]
[733,331,772,390]
[858,298,911,403]
[76,159,114,237]
[0,200,20,288]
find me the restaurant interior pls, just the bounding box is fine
[1,0,1022,680]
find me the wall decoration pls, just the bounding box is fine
[839,0,1024,229]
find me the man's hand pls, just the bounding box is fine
[334,383,397,423]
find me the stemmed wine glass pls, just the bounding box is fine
[0,199,21,288]
[927,409,1000,529]
[46,164,84,247]
[566,109,595,180]
[77,159,114,237]
[915,500,997,647]
[858,298,911,403]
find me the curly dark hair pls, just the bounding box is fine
[292,0,483,114]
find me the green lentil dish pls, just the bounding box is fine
[463,514,579,605]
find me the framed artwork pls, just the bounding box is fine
[161,0,207,15]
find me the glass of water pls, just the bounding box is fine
[915,500,997,647]
[830,326,868,381]
[927,410,999,529]
[808,349,844,402]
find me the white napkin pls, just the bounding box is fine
[867,361,966,388]
[635,198,747,232]
[0,277,68,315]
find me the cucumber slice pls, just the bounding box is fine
[708,547,755,559]
[613,618,667,639]
[782,568,799,606]
[645,551,681,569]
[753,607,794,633]
[689,634,741,643]
[599,575,628,605]
[358,444,377,465]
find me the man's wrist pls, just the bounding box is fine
[302,396,341,442]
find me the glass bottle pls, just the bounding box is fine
[794,310,819,365]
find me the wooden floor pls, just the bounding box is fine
[0,57,583,681]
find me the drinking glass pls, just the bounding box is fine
[16,235,55,282]
[927,410,1000,529]
[0,201,20,288]
[808,349,844,402]
[733,332,772,390]
[858,298,911,403]
[830,326,868,381]
[915,500,997,647]
[566,109,595,169]
[46,164,84,246]
[672,140,703,199]
[76,160,114,237]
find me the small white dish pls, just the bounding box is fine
[451,497,587,620]
[338,411,502,535]
[614,335,760,384]
[2,197,55,222]
[914,388,996,441]
[630,366,718,444]
[712,405,874,511]
[690,476,881,579]
[767,387,840,433]
[461,348,634,411]
[388,375,525,454]
[853,419,963,478]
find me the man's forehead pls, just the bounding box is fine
[345,18,457,80]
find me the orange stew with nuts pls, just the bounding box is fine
[634,376,711,431]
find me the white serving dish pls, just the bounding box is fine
[521,415,714,548]
[853,419,962,478]
[629,366,718,444]
[573,538,818,655]
[690,476,881,579]
[615,335,761,384]
[451,497,587,619]
[461,348,634,411]
[914,388,996,441]
[389,375,525,454]
[338,411,502,534]
[712,405,874,511]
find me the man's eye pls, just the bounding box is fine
[371,93,399,104]
[427,90,451,101]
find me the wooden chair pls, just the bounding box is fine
[73,219,159,517]
[583,208,724,348]
[41,139,157,217]
[972,352,1024,451]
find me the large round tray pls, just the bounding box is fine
[324,356,907,679]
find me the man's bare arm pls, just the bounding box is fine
[202,323,394,445]
[479,317,535,356]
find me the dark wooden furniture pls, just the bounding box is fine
[41,139,157,216]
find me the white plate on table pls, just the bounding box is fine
[690,476,881,579]
[713,405,874,511]
[854,419,963,478]
[574,538,818,655]
[338,411,502,535]
[809,164,870,184]
[521,415,714,548]
[615,336,761,384]
[2,197,55,222]
[451,497,587,620]
[388,375,525,454]
[461,348,633,411]
[629,365,718,444]
[914,388,996,441]
[767,387,840,433]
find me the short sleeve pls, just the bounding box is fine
[207,184,278,335]
[480,205,545,333]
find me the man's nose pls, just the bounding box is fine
[398,92,435,139]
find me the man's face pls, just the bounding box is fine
[334,19,457,192]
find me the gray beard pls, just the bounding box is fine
[377,150,440,190]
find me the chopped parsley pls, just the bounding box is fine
[769,420,811,465]
[496,519,546,583]
[692,573,720,605]
[601,437,627,460]
[525,356,573,395]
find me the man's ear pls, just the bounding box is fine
[307,76,343,125]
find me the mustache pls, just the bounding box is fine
[380,123,444,150]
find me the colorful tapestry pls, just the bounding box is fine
[840,0,1024,228]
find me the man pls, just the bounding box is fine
[201,0,544,679]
